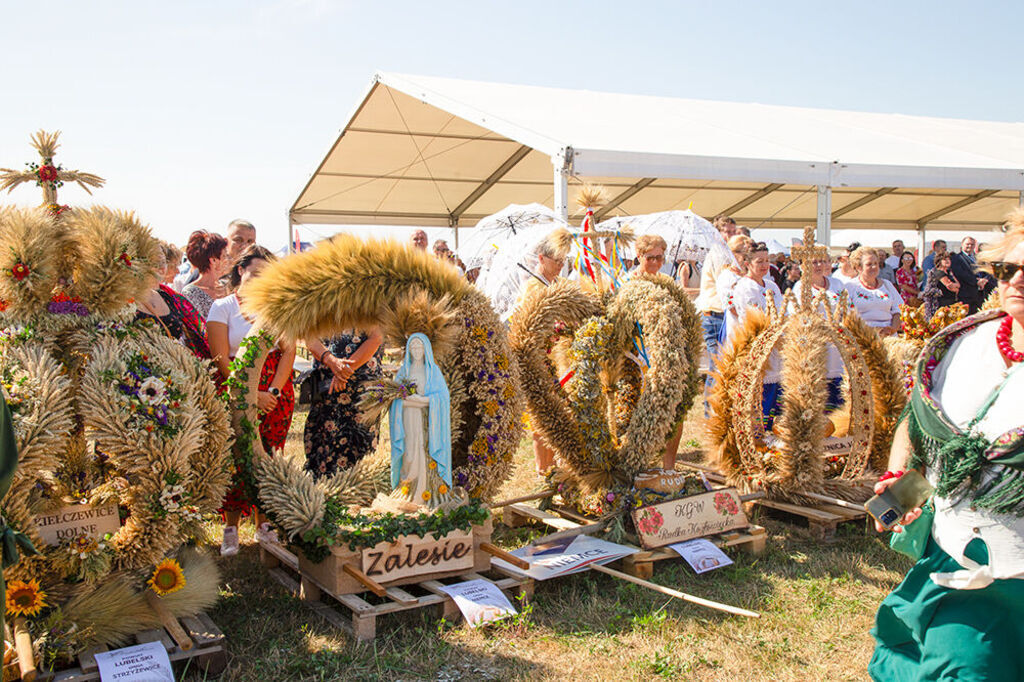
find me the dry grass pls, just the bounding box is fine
[185,404,908,681]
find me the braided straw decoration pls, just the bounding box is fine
[1,341,76,582]
[508,280,603,475]
[710,288,899,503]
[510,277,698,492]
[80,333,227,569]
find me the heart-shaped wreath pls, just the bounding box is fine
[509,273,702,505]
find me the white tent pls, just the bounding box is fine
[290,72,1024,252]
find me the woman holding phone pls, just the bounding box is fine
[869,210,1024,681]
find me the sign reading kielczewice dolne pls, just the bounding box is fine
[631,488,748,549]
[33,502,120,546]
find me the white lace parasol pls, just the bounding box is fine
[457,203,559,272]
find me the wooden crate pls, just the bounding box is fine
[258,540,534,642]
[501,502,766,579]
[29,612,226,681]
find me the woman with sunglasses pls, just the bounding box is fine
[869,210,1024,680]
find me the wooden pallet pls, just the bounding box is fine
[748,497,870,541]
[675,460,872,541]
[28,612,227,681]
[502,502,767,579]
[258,540,534,642]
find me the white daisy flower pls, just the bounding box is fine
[138,377,167,405]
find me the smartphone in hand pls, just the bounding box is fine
[865,470,934,530]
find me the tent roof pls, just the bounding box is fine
[291,72,1024,232]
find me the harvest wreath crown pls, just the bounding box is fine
[0,131,233,665]
[508,271,703,516]
[225,235,523,555]
[707,227,905,504]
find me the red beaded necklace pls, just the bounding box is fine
[996,315,1024,363]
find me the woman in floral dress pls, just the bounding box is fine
[304,329,384,478]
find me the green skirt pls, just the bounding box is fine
[870,537,1024,681]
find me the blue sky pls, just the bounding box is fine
[1,1,1021,249]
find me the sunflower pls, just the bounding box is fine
[438,484,448,495]
[421,490,432,501]
[148,558,187,596]
[6,579,47,617]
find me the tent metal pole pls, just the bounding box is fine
[553,160,569,223]
[917,224,927,263]
[815,185,832,246]
[287,213,295,254]
[1019,190,1023,207]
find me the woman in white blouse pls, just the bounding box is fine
[726,242,784,427]
[792,254,852,412]
[845,246,904,336]
[716,235,755,343]
[207,245,296,556]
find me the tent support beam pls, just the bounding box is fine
[593,178,656,220]
[1019,190,1023,207]
[917,224,927,263]
[287,213,295,254]
[816,186,832,246]
[553,162,569,222]
[448,144,532,226]
[720,183,784,216]
[916,189,998,226]
[831,187,897,219]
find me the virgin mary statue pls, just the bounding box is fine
[389,333,453,508]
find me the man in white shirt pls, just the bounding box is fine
[695,214,738,395]
[885,240,905,271]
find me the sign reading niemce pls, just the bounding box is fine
[631,489,748,549]
[33,503,120,546]
[361,529,475,582]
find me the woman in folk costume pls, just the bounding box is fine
[389,333,454,508]
[716,234,755,345]
[869,209,1024,681]
[791,251,853,413]
[725,241,784,428]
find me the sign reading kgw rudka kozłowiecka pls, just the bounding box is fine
[631,488,748,549]
[33,503,120,546]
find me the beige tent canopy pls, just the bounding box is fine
[290,72,1024,250]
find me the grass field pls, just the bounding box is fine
[189,405,909,681]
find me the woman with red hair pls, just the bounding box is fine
[181,230,228,319]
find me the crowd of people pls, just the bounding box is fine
[136,208,1024,679]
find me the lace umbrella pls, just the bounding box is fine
[457,203,558,272]
[475,227,556,322]
[599,209,722,264]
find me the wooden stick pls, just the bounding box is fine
[480,542,529,570]
[342,564,387,597]
[739,491,766,502]
[13,617,35,682]
[529,519,610,547]
[488,489,556,509]
[800,491,868,511]
[144,591,194,651]
[589,564,760,618]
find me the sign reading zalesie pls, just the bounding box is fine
[361,529,475,582]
